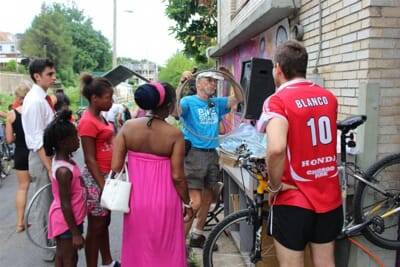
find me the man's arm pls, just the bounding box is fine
[37,147,52,172]
[219,66,244,108]
[266,117,288,188]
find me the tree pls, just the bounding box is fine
[62,3,112,73]
[165,0,217,63]
[19,2,112,85]
[158,53,215,86]
[20,3,74,79]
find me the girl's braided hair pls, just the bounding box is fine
[43,109,77,157]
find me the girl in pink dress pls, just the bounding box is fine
[44,109,86,267]
[112,82,193,267]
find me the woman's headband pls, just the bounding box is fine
[149,82,165,107]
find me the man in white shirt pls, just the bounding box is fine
[104,95,123,134]
[22,58,56,262]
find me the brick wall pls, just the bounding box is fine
[296,0,400,155]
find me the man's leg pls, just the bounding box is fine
[273,239,304,267]
[184,189,202,236]
[193,188,213,232]
[28,152,54,261]
[310,241,335,267]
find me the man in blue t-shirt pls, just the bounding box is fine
[179,69,243,248]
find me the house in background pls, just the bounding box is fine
[208,0,399,266]
[0,32,23,65]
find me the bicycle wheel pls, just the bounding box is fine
[0,142,12,176]
[25,183,56,250]
[354,153,400,249]
[176,69,246,141]
[1,142,11,159]
[203,209,276,267]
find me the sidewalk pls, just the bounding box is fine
[0,170,205,266]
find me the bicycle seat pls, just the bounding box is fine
[337,115,367,133]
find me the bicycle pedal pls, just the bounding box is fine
[372,217,384,234]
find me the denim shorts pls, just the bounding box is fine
[58,223,84,240]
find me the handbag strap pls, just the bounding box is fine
[124,162,129,182]
[108,162,129,182]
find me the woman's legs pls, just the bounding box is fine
[85,213,113,267]
[15,170,30,231]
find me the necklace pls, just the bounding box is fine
[145,114,165,127]
[145,114,165,121]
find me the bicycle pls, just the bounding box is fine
[24,183,56,250]
[0,137,13,185]
[203,114,400,267]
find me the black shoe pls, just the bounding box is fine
[189,233,218,251]
[189,233,206,248]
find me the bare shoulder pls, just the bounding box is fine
[6,109,16,123]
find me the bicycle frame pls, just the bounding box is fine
[338,118,400,236]
[237,147,269,263]
[204,115,400,267]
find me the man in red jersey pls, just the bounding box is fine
[259,40,342,267]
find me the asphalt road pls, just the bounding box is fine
[0,150,123,267]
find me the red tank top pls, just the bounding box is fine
[264,80,341,213]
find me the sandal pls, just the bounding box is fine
[16,225,25,233]
[16,223,31,233]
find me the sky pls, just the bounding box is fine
[0,0,183,66]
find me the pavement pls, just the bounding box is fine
[0,150,206,267]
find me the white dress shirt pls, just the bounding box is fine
[22,84,54,151]
[104,103,123,122]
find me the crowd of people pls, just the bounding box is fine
[2,40,342,267]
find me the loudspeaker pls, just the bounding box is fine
[237,58,275,120]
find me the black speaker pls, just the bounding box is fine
[237,58,275,120]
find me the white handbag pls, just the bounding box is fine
[100,164,132,213]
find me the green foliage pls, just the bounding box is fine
[63,86,81,112]
[165,0,217,63]
[19,2,112,85]
[0,93,16,121]
[158,53,215,87]
[6,60,17,72]
[20,3,74,83]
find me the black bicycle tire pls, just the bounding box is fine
[0,161,11,176]
[176,69,247,141]
[203,209,272,267]
[25,183,56,250]
[1,157,12,176]
[1,142,11,160]
[353,152,400,249]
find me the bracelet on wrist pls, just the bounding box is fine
[183,200,193,209]
[267,182,282,193]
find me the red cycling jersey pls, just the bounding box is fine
[261,79,341,213]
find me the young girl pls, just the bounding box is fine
[44,109,87,267]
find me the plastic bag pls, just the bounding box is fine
[219,123,266,157]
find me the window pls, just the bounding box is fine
[231,0,249,19]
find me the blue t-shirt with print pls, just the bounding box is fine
[180,95,230,149]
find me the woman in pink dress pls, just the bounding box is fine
[112,82,193,267]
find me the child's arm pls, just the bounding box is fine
[56,167,85,250]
